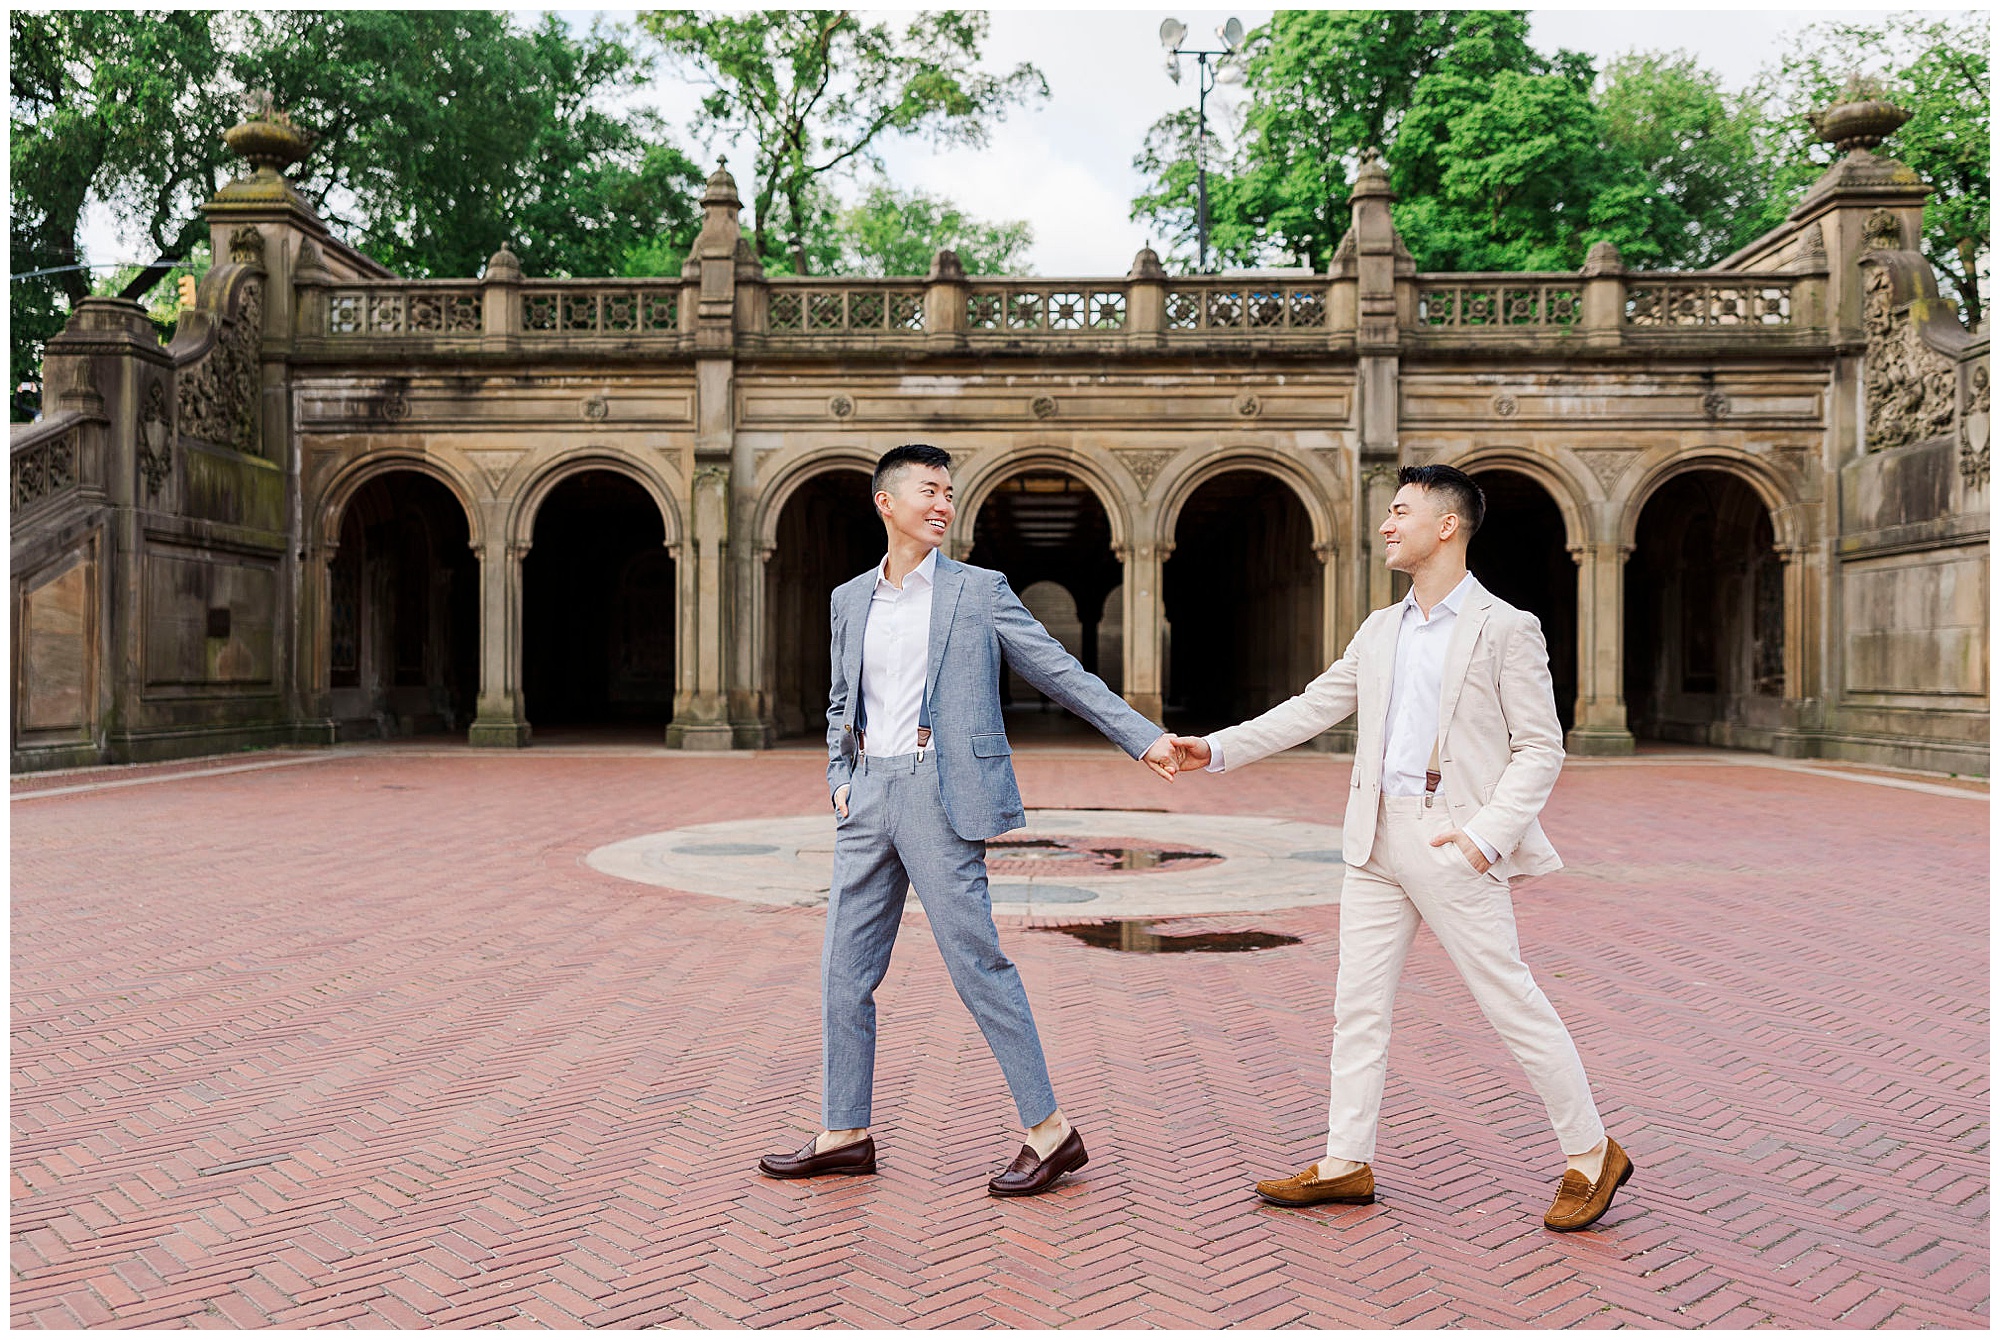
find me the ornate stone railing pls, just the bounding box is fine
[11,420,82,515]
[519,282,680,335]
[326,283,484,336]
[1163,279,1326,332]
[965,283,1129,332]
[1416,275,1581,329]
[766,280,924,334]
[1624,276,1796,327]
[300,265,1814,352]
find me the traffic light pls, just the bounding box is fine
[176,274,198,309]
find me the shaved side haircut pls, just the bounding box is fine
[1398,463,1486,539]
[872,443,953,496]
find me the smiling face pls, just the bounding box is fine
[876,462,954,551]
[1380,482,1462,573]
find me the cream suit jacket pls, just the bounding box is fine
[1209,576,1565,880]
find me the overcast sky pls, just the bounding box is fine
[78,5,1962,277]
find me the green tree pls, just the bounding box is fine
[10,9,238,406]
[638,10,1047,273]
[12,9,703,413]
[1590,51,1771,268]
[1386,13,1609,271]
[239,10,702,279]
[1751,13,1988,327]
[1131,11,1463,270]
[835,182,1032,275]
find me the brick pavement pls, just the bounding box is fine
[10,743,1989,1328]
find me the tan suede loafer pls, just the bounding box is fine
[1544,1136,1634,1231]
[1254,1162,1376,1207]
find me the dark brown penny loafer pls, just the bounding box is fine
[987,1127,1089,1197]
[758,1135,876,1179]
[1254,1162,1376,1207]
[1544,1136,1634,1231]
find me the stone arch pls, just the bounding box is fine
[755,446,883,552]
[954,447,1133,555]
[1430,445,1589,547]
[1153,450,1336,551]
[509,449,683,553]
[316,451,483,554]
[1616,448,1803,553]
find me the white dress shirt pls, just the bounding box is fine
[1207,570,1497,863]
[859,548,937,756]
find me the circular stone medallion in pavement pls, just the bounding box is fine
[585,809,1345,918]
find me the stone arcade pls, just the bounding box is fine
[11,94,1989,774]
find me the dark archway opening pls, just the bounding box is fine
[523,470,675,733]
[1468,470,1578,733]
[1626,470,1785,748]
[969,472,1123,741]
[767,469,881,738]
[1164,470,1321,734]
[328,472,479,739]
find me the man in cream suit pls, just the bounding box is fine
[1171,464,1633,1232]
[759,443,1181,1197]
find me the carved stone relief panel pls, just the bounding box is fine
[1862,265,1956,452]
[178,279,265,457]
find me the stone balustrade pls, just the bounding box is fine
[10,419,83,516]
[302,263,1815,350]
[1623,275,1797,327]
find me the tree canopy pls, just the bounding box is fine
[638,9,1046,273]
[1130,7,1988,310]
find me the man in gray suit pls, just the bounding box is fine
[759,443,1180,1197]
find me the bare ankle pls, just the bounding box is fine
[816,1128,867,1154]
[1316,1157,1365,1180]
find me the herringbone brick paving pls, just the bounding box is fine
[11,744,1988,1327]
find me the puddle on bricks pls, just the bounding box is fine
[1039,921,1304,954]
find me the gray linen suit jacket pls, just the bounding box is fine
[1207,575,1566,880]
[825,554,1164,842]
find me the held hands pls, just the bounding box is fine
[1430,828,1492,873]
[1140,734,1179,781]
[1140,733,1214,782]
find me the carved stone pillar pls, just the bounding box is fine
[668,463,734,749]
[468,539,531,747]
[924,248,968,350]
[1770,541,1824,757]
[1580,240,1624,350]
[1566,541,1636,755]
[1118,541,1170,721]
[1125,246,1167,350]
[1313,541,1342,667]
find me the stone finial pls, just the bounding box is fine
[1808,75,1912,154]
[1581,239,1623,276]
[1126,245,1166,281]
[1350,146,1394,201]
[221,101,314,175]
[703,159,742,209]
[928,248,967,282]
[483,244,523,283]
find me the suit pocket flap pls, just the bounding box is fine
[970,731,1012,758]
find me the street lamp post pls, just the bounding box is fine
[1160,16,1244,274]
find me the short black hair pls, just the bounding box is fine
[872,442,952,496]
[1397,463,1486,539]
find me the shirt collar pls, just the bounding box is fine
[875,547,939,593]
[1401,571,1476,620]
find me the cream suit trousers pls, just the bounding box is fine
[1325,791,1605,1163]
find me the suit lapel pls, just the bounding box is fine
[1362,603,1405,746]
[1437,578,1493,738]
[925,554,966,706]
[840,574,871,725]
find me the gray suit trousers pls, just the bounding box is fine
[821,749,1058,1130]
